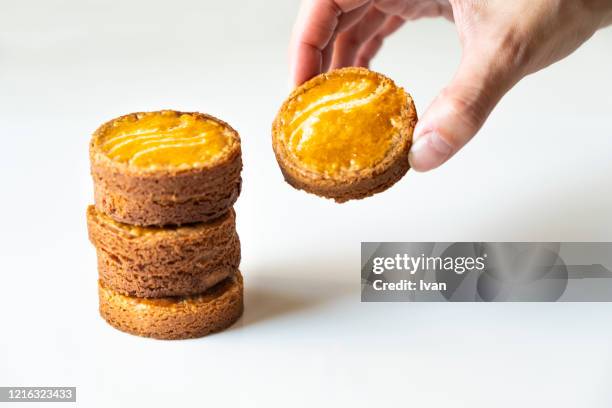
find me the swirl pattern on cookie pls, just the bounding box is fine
[97,111,235,169]
[281,70,405,176]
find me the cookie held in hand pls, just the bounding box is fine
[272,67,417,202]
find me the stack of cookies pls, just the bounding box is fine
[86,110,244,340]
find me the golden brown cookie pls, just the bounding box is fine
[272,67,417,202]
[99,272,244,340]
[87,205,240,298]
[90,110,242,226]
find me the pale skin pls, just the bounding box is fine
[289,0,612,171]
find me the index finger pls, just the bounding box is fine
[289,0,371,86]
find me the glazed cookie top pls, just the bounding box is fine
[92,110,239,171]
[275,68,408,177]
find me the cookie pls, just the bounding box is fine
[90,110,242,226]
[272,67,417,202]
[87,205,240,298]
[98,271,244,340]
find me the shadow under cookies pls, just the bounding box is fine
[236,254,357,329]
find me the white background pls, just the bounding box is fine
[1,0,612,407]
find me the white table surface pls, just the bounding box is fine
[1,1,612,407]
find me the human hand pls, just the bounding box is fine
[289,0,612,171]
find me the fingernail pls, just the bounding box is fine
[408,131,453,172]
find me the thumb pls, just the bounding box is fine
[408,51,518,172]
